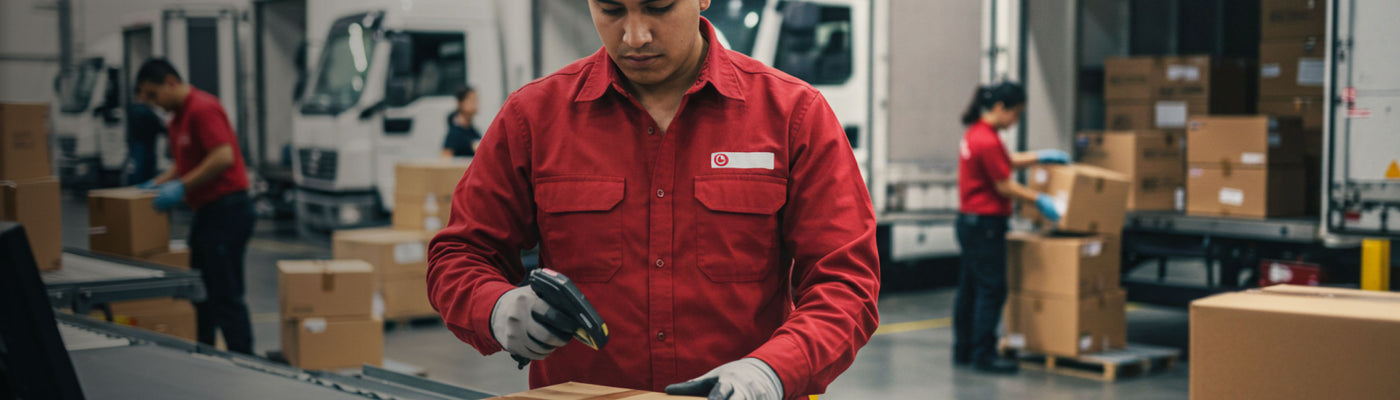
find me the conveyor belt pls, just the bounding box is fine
[42,249,206,313]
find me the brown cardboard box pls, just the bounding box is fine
[278,260,375,319]
[92,298,197,341]
[332,228,433,281]
[393,161,469,232]
[281,316,383,370]
[1104,57,1158,101]
[139,242,190,269]
[1023,165,1131,234]
[391,193,451,232]
[1260,37,1326,97]
[1077,131,1185,210]
[0,177,62,271]
[1258,96,1324,131]
[1190,285,1400,400]
[88,188,170,257]
[1186,116,1305,166]
[1261,0,1327,40]
[1005,289,1127,357]
[1104,100,1207,130]
[0,103,52,181]
[382,277,436,319]
[1186,165,1305,218]
[491,382,701,399]
[1007,233,1121,298]
[1154,56,1252,116]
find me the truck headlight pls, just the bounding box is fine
[339,206,362,225]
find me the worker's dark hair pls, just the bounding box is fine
[961,81,1026,126]
[454,85,475,102]
[134,58,183,86]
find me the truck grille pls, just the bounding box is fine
[298,148,337,181]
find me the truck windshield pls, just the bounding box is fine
[703,0,766,55]
[301,13,379,115]
[58,58,104,114]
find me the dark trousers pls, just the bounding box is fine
[953,213,1009,362]
[190,191,256,354]
[126,140,156,185]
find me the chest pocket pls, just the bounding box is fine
[536,176,625,282]
[693,175,787,282]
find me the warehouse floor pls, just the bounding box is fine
[58,194,1193,399]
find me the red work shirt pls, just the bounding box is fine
[958,120,1013,216]
[428,18,879,400]
[169,88,248,208]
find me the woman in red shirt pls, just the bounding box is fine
[953,82,1067,373]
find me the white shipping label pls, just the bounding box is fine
[1269,262,1294,283]
[1268,132,1282,147]
[1034,168,1048,184]
[1079,334,1094,351]
[1219,188,1245,206]
[88,226,108,235]
[424,217,443,233]
[302,318,328,334]
[1261,63,1282,78]
[710,152,775,169]
[1082,241,1104,257]
[1240,152,1267,165]
[1189,167,1205,177]
[373,292,385,320]
[1167,65,1201,82]
[1053,192,1069,218]
[1297,59,1325,86]
[1155,101,1189,128]
[394,242,427,264]
[1007,334,1026,349]
[1175,187,1186,211]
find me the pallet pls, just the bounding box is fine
[1009,344,1179,381]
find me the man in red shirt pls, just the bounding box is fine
[427,1,880,399]
[135,59,255,355]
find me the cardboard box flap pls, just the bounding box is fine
[1193,286,1400,323]
[88,187,158,200]
[491,382,700,400]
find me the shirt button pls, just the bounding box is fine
[655,258,664,268]
[656,189,665,198]
[656,331,667,341]
[647,126,655,135]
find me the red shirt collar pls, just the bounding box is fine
[575,17,746,103]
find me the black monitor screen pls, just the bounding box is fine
[0,221,84,399]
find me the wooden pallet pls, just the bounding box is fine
[1010,344,1179,381]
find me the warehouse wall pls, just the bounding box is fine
[886,0,982,164]
[0,0,61,103]
[1024,0,1078,153]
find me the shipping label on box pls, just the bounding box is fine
[1186,116,1305,166]
[278,260,375,319]
[1,177,62,271]
[0,103,53,181]
[1186,165,1305,219]
[1260,38,1326,97]
[87,188,170,257]
[281,317,383,370]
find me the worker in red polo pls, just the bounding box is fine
[427,1,880,399]
[134,58,255,355]
[953,81,1068,373]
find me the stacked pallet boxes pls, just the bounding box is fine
[1185,116,1307,218]
[333,228,437,321]
[1259,0,1327,214]
[1077,131,1186,211]
[0,103,61,272]
[392,160,470,233]
[278,260,383,370]
[1103,56,1251,132]
[1007,165,1130,357]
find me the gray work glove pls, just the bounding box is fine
[665,358,785,400]
[490,286,570,360]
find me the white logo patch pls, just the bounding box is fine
[710,152,774,169]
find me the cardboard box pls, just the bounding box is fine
[1186,165,1305,218]
[92,298,197,341]
[1005,289,1127,357]
[0,103,52,181]
[278,260,375,319]
[1190,285,1400,400]
[88,188,170,257]
[1023,165,1130,234]
[1104,57,1158,101]
[1258,96,1324,132]
[1186,116,1305,167]
[391,193,451,232]
[1260,37,1326,97]
[1261,0,1327,40]
[393,160,469,232]
[0,177,62,271]
[1077,131,1185,210]
[382,277,436,319]
[281,316,383,370]
[332,228,433,281]
[1154,56,1252,115]
[1007,233,1121,297]
[490,382,701,400]
[1257,259,1323,287]
[139,242,190,269]
[1104,100,1206,130]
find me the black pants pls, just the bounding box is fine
[190,191,255,354]
[953,213,1009,362]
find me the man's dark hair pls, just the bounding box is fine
[135,58,183,86]
[455,85,475,102]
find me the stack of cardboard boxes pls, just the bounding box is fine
[1104,55,1251,131]
[278,260,383,370]
[1185,116,1306,218]
[0,103,62,272]
[392,160,470,233]
[1258,0,1327,214]
[333,228,437,320]
[1077,130,1186,211]
[1006,165,1130,357]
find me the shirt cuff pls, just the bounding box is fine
[469,280,516,353]
[746,335,811,400]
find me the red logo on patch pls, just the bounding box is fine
[714,154,729,166]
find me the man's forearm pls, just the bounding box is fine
[1010,152,1039,168]
[151,168,178,185]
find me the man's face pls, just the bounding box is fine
[458,91,479,119]
[136,76,181,112]
[589,0,711,87]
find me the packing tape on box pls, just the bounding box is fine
[302,318,328,334]
[1243,288,1400,303]
[88,226,108,235]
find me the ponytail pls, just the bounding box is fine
[959,81,1027,126]
[961,87,988,126]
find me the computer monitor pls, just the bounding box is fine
[0,221,85,399]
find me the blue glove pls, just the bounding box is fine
[153,181,185,211]
[1037,149,1070,165]
[1035,193,1062,222]
[136,179,157,190]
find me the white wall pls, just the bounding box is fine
[1023,0,1078,153]
[0,0,61,102]
[887,0,983,164]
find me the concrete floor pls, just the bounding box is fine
[58,192,1193,399]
